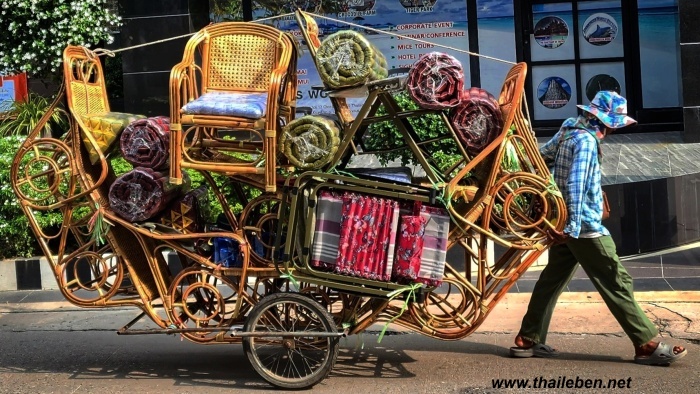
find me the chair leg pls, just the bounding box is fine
[170,123,184,185]
[265,129,277,193]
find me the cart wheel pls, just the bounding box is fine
[243,292,339,389]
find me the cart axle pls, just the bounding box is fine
[117,326,347,338]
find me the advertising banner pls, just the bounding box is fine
[0,73,28,113]
[268,0,471,116]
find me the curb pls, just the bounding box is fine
[0,256,59,292]
[0,253,183,292]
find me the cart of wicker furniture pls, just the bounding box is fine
[10,10,566,389]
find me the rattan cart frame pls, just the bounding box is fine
[10,13,566,390]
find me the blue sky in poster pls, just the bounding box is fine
[476,0,513,18]
[638,0,676,8]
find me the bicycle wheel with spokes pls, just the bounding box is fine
[242,292,339,389]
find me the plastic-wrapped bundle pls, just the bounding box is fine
[280,115,340,170]
[108,167,188,222]
[119,116,171,170]
[316,30,388,89]
[449,87,504,156]
[406,52,464,110]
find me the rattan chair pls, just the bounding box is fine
[169,22,298,192]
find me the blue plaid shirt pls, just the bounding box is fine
[540,116,609,238]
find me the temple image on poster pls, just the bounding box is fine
[534,16,568,49]
[342,0,376,12]
[538,77,572,109]
[585,74,621,101]
[400,0,437,7]
[583,13,618,46]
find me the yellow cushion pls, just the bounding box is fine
[80,112,146,164]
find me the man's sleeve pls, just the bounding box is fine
[563,135,597,238]
[539,132,560,164]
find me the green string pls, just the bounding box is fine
[330,168,359,179]
[378,283,422,343]
[279,272,299,290]
[342,322,365,349]
[546,174,562,198]
[88,203,111,246]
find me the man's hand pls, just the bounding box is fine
[548,229,571,244]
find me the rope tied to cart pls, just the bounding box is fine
[87,202,113,246]
[378,282,423,343]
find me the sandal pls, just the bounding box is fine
[509,343,560,358]
[634,342,687,366]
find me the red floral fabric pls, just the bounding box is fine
[392,215,427,284]
[335,193,399,281]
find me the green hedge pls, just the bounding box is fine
[0,136,64,259]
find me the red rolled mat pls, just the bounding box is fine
[449,87,504,156]
[406,52,464,110]
[119,116,171,170]
[108,167,185,222]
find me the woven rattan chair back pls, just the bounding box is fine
[63,46,110,118]
[204,29,280,93]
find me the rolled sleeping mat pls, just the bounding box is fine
[119,116,171,170]
[449,87,504,156]
[316,30,388,89]
[280,115,341,170]
[108,167,189,222]
[406,52,465,110]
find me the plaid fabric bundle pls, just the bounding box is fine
[406,52,464,110]
[416,205,450,286]
[108,167,187,222]
[120,116,171,170]
[449,87,503,156]
[335,193,399,281]
[310,191,344,271]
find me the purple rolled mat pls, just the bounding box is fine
[119,116,171,170]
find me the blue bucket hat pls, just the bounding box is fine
[577,91,636,129]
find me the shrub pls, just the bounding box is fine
[362,91,463,174]
[0,93,68,138]
[0,0,120,79]
[0,135,63,259]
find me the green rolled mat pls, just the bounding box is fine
[280,116,341,170]
[316,30,388,89]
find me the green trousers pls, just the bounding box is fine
[519,235,658,346]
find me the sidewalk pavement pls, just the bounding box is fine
[3,241,700,292]
[1,289,698,343]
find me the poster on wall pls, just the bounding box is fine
[475,0,517,98]
[577,1,623,59]
[580,62,626,102]
[637,0,680,108]
[258,0,471,116]
[581,12,618,47]
[531,65,577,121]
[530,3,575,62]
[533,16,569,49]
[0,73,28,113]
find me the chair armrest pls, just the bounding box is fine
[169,62,201,125]
[265,66,292,123]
